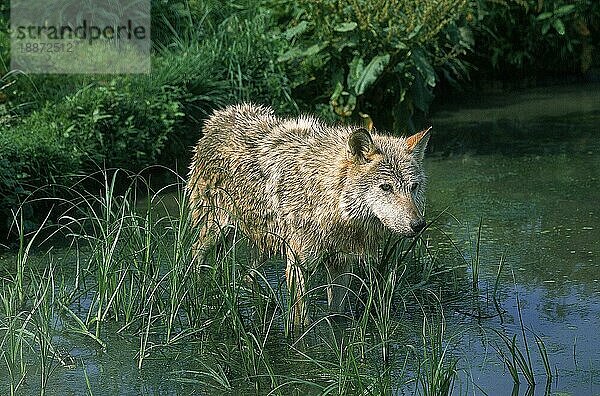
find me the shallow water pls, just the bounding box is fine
[0,83,598,395]
[427,83,600,395]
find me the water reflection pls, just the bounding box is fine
[428,85,600,394]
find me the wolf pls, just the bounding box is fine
[187,103,430,325]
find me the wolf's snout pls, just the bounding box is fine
[410,218,426,233]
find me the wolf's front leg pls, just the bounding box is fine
[326,257,352,314]
[285,250,309,328]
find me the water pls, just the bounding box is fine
[426,83,600,395]
[0,83,598,395]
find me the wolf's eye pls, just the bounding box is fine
[409,182,419,192]
[380,183,393,192]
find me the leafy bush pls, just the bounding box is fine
[274,0,471,132]
[58,80,184,169]
[0,110,80,233]
[0,33,8,76]
[0,73,185,235]
[467,0,599,78]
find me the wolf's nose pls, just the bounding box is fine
[410,218,426,233]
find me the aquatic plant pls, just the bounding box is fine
[0,167,559,395]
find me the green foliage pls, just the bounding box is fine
[468,0,599,76]
[151,0,212,45]
[0,113,80,224]
[58,80,184,169]
[0,33,8,76]
[275,0,471,132]
[0,73,186,232]
[214,6,298,114]
[0,2,6,39]
[1,0,596,237]
[152,0,297,115]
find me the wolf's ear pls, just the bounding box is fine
[406,127,431,161]
[348,128,375,164]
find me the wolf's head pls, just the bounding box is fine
[340,127,431,237]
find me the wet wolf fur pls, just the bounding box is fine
[187,103,430,324]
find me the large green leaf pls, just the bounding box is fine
[411,49,436,87]
[334,22,358,32]
[347,55,365,93]
[352,54,390,96]
[283,21,310,40]
[536,11,553,21]
[277,42,328,62]
[330,80,344,105]
[552,19,565,35]
[277,48,304,62]
[555,4,576,16]
[541,21,551,35]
